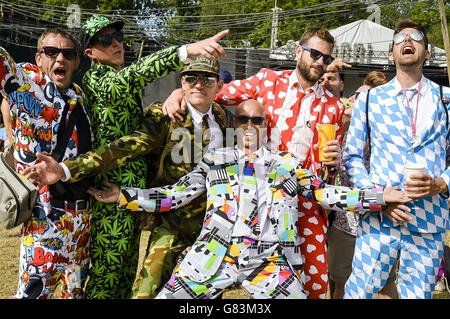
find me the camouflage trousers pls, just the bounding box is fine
[131,202,205,299]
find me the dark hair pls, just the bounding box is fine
[393,19,428,49]
[298,27,335,46]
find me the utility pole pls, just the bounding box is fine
[270,0,281,51]
[438,0,450,84]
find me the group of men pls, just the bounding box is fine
[1,12,448,300]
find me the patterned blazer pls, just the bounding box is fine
[118,146,385,282]
[343,77,450,234]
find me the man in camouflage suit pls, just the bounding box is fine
[25,57,234,298]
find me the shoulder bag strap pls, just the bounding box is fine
[51,102,82,162]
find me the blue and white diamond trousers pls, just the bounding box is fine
[344,214,446,299]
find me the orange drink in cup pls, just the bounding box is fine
[318,124,336,162]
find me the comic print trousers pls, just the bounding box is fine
[298,197,328,299]
[156,238,307,299]
[85,201,141,299]
[344,214,446,299]
[131,205,205,299]
[14,201,91,299]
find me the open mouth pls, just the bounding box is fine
[401,45,415,55]
[54,68,67,78]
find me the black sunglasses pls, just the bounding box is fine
[301,45,335,65]
[184,74,217,88]
[235,114,266,125]
[40,46,78,60]
[94,31,124,47]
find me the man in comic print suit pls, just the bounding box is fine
[0,29,93,299]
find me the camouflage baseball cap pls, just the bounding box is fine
[180,56,220,77]
[81,14,124,49]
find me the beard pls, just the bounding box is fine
[296,57,325,84]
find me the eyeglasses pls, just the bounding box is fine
[184,74,217,88]
[235,114,266,125]
[301,45,335,65]
[94,31,124,47]
[393,30,424,45]
[39,46,78,60]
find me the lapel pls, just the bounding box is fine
[382,79,413,145]
[415,81,439,146]
[268,72,291,130]
[262,148,279,220]
[211,102,229,133]
[219,147,240,213]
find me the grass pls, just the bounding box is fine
[1,225,449,299]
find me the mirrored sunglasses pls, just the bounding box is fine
[235,114,266,125]
[301,45,335,65]
[393,30,424,44]
[95,31,124,47]
[40,46,78,60]
[184,74,217,88]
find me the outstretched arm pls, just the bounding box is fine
[295,166,411,214]
[23,118,166,185]
[89,155,210,213]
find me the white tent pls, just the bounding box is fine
[270,19,447,67]
[330,19,447,67]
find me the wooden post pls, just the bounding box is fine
[138,40,144,60]
[438,0,450,84]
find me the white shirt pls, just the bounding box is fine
[185,99,224,150]
[393,75,434,146]
[273,71,321,163]
[232,147,277,242]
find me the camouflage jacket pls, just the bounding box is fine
[64,101,233,185]
[83,45,184,190]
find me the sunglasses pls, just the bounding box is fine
[184,74,217,88]
[235,114,266,125]
[94,31,124,47]
[301,45,335,65]
[40,46,78,60]
[393,30,424,45]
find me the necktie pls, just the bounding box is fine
[239,154,260,236]
[202,114,210,152]
[280,89,306,151]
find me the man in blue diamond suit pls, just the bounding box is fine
[342,19,450,299]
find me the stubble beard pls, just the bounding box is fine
[297,58,324,84]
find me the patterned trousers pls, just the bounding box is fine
[344,214,446,299]
[156,238,307,299]
[298,197,328,299]
[15,202,91,299]
[131,203,205,299]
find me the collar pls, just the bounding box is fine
[237,145,267,162]
[185,98,214,124]
[289,71,320,95]
[393,75,428,97]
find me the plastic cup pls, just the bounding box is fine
[403,163,425,181]
[318,124,336,162]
